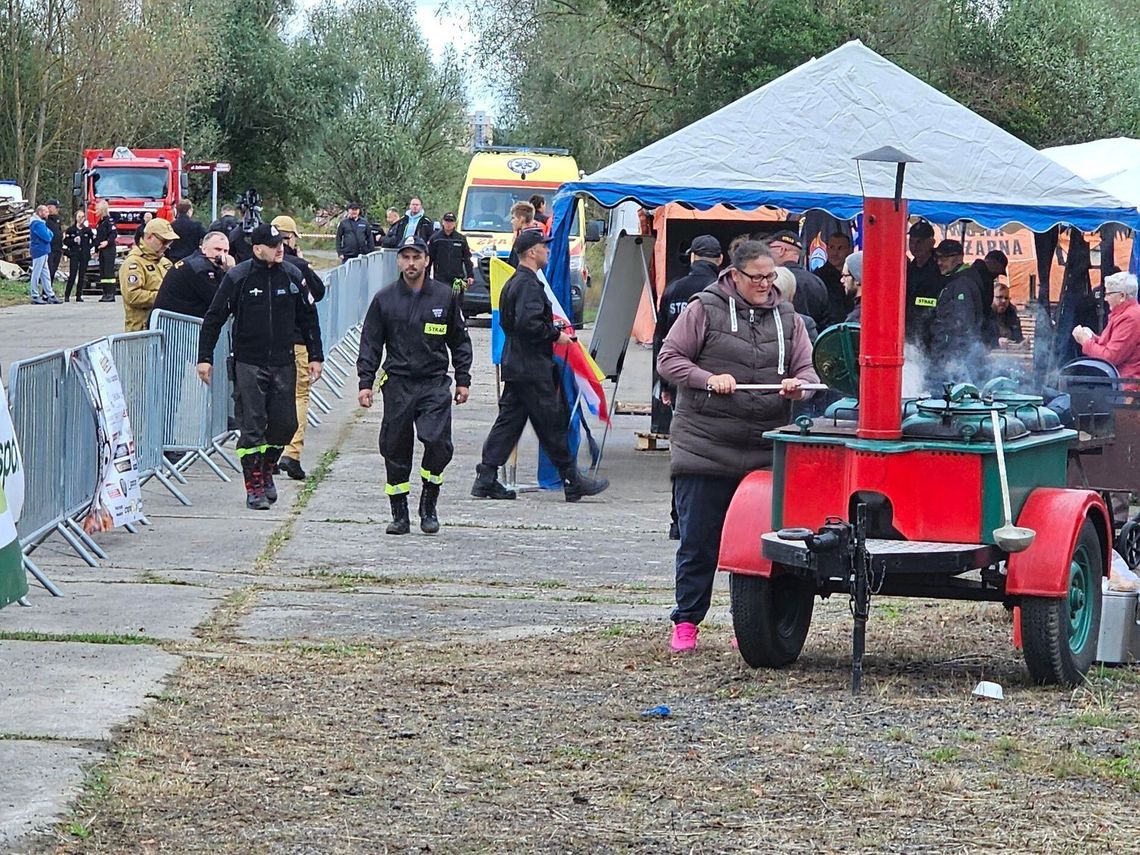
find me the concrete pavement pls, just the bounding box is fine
[0,299,686,850]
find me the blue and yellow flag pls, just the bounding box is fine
[489,256,514,365]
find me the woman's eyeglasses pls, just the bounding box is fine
[736,269,778,284]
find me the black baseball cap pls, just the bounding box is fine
[46,198,61,207]
[908,220,935,239]
[985,249,1009,273]
[685,235,722,258]
[397,235,428,254]
[934,238,964,257]
[442,212,457,222]
[347,201,362,209]
[514,228,554,256]
[769,230,802,250]
[250,222,285,247]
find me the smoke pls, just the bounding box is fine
[901,340,1032,398]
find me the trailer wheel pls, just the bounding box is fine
[1021,519,1103,686]
[731,570,814,668]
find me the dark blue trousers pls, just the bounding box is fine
[671,474,741,625]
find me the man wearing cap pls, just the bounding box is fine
[766,230,833,328]
[198,223,324,510]
[473,229,610,503]
[153,230,235,319]
[427,212,475,303]
[905,220,942,347]
[358,234,473,535]
[928,238,987,384]
[336,203,374,263]
[45,199,64,283]
[271,214,327,482]
[971,249,1008,346]
[654,234,723,540]
[120,217,177,331]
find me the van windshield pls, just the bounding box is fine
[461,187,579,234]
[91,167,168,200]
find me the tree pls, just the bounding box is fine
[298,0,469,217]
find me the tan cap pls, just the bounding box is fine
[270,215,299,236]
[143,217,179,240]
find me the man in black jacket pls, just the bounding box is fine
[906,220,942,348]
[357,235,473,535]
[45,199,64,282]
[336,202,374,262]
[197,223,323,510]
[928,239,987,388]
[427,212,474,294]
[767,230,834,328]
[472,230,609,503]
[272,214,327,482]
[168,200,207,262]
[390,197,434,246]
[207,205,239,234]
[153,230,234,319]
[815,231,853,323]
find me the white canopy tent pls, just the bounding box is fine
[1042,137,1140,210]
[547,41,1140,309]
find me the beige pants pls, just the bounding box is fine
[284,344,310,459]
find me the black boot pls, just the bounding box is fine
[471,463,516,500]
[419,482,441,534]
[562,468,610,503]
[262,448,281,504]
[278,455,306,481]
[386,494,410,535]
[242,453,270,510]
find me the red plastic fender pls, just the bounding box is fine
[1005,488,1111,598]
[717,470,774,577]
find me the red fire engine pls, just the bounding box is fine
[73,147,189,246]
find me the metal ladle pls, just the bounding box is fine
[990,410,1036,552]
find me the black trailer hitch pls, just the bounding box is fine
[778,505,876,695]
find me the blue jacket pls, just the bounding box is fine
[30,216,53,259]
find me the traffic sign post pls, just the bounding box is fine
[187,161,232,223]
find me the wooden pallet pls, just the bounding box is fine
[615,400,652,416]
[635,431,669,451]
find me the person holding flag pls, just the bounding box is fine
[473,229,610,503]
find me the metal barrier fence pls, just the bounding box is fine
[4,248,390,597]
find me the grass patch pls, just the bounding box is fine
[0,277,29,308]
[0,630,159,645]
[925,746,961,763]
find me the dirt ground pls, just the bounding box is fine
[50,593,1140,855]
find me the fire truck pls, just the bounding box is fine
[73,147,189,246]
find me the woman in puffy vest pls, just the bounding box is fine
[657,239,819,654]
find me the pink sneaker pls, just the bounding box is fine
[670,621,699,653]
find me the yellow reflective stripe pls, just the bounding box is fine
[377,371,388,388]
[385,482,411,495]
[420,468,444,485]
[914,297,937,307]
[235,444,270,457]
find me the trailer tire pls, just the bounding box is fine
[731,570,813,668]
[1021,519,1103,686]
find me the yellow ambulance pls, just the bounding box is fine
[457,146,590,324]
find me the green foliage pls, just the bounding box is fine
[474,0,1140,171]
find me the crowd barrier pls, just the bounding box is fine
[3,248,396,598]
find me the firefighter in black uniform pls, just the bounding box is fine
[197,223,323,510]
[905,220,942,347]
[357,235,473,535]
[93,201,118,302]
[427,212,475,307]
[472,230,610,503]
[927,238,987,388]
[652,234,722,539]
[153,230,234,319]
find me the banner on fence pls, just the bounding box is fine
[0,376,27,607]
[71,340,144,531]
